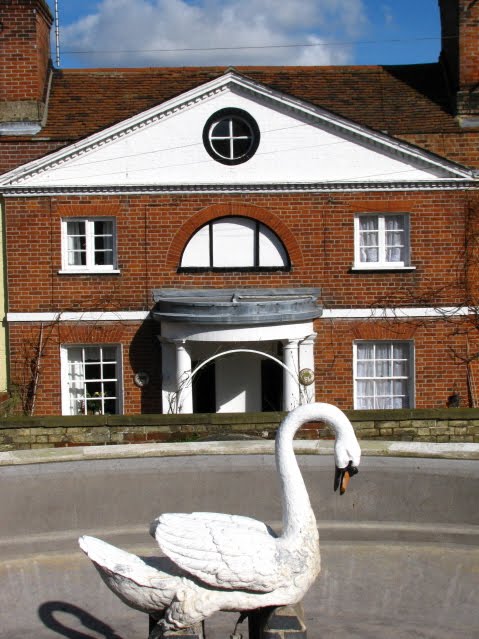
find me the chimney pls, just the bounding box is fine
[439,0,479,127]
[0,0,54,135]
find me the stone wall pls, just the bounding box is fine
[1,408,478,452]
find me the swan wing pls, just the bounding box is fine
[152,512,280,592]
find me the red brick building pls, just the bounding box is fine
[1,0,478,416]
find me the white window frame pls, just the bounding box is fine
[60,344,123,416]
[353,340,415,409]
[60,217,119,274]
[180,217,290,270]
[353,213,414,270]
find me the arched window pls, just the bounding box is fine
[179,217,290,271]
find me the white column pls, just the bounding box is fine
[175,340,193,413]
[283,338,300,411]
[299,332,317,404]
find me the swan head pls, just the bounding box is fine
[333,416,361,495]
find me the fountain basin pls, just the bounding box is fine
[0,442,477,638]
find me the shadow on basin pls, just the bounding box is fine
[38,601,123,639]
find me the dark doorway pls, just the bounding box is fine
[261,359,283,411]
[193,360,216,413]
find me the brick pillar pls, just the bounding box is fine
[438,0,479,124]
[0,0,53,132]
[248,604,307,639]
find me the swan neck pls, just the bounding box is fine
[276,408,314,536]
[276,403,354,536]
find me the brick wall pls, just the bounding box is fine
[399,132,479,168]
[4,190,471,313]
[0,0,53,103]
[0,139,67,174]
[5,189,478,415]
[0,408,478,451]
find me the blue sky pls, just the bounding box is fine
[46,0,442,68]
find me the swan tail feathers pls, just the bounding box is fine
[78,535,180,616]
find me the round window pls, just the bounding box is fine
[203,108,260,165]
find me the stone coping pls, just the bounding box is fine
[0,439,478,466]
[2,407,479,427]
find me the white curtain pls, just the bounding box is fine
[356,342,409,409]
[66,221,86,266]
[385,215,404,263]
[359,216,379,262]
[67,348,85,414]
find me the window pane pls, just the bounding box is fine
[102,346,117,361]
[393,380,407,396]
[67,235,86,252]
[375,343,390,359]
[357,396,374,409]
[85,363,101,379]
[393,359,408,376]
[232,119,252,137]
[357,343,374,359]
[86,399,102,415]
[385,215,404,231]
[359,216,378,231]
[85,381,102,396]
[211,139,231,158]
[357,360,374,377]
[103,363,117,379]
[94,235,113,251]
[376,359,390,378]
[84,347,101,362]
[210,119,230,137]
[393,343,408,358]
[232,138,252,157]
[386,245,404,263]
[181,225,210,268]
[377,396,392,409]
[103,381,117,397]
[258,224,288,267]
[67,221,85,235]
[357,379,374,398]
[212,218,255,267]
[94,220,113,235]
[104,399,116,415]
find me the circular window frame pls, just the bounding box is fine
[203,108,260,166]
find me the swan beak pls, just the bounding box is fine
[334,461,359,495]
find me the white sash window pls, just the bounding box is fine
[354,341,414,409]
[354,213,410,269]
[62,345,122,415]
[61,218,117,273]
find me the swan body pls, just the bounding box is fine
[79,402,361,629]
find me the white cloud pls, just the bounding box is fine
[61,0,368,67]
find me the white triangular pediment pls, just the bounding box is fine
[0,71,473,191]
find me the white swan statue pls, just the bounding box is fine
[79,402,361,631]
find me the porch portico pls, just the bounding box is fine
[152,289,322,414]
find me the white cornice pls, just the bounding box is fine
[6,311,151,322]
[321,307,472,319]
[6,307,472,323]
[0,71,474,188]
[1,180,477,198]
